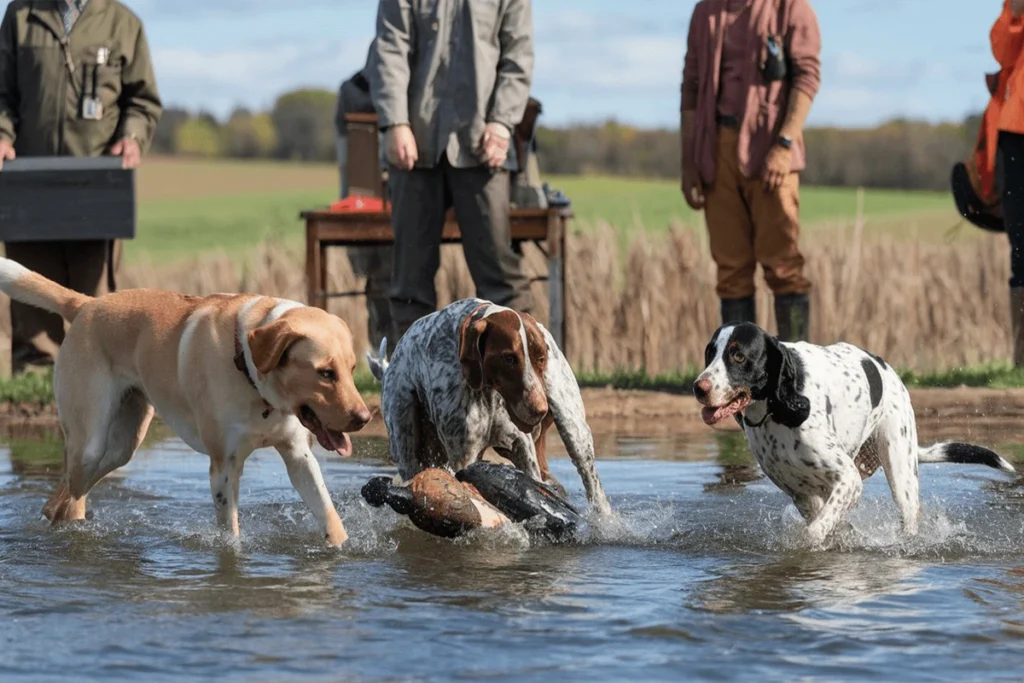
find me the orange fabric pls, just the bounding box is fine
[975,70,1009,201]
[993,1,1024,134]
[329,195,385,212]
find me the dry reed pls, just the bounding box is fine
[0,223,1010,375]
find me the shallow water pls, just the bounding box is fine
[3,431,1024,682]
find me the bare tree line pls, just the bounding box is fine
[155,87,980,191]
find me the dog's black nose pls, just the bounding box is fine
[352,407,372,428]
[693,377,711,400]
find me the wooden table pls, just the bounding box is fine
[301,207,570,351]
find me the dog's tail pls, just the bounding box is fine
[0,257,91,322]
[918,441,1015,473]
[365,337,389,383]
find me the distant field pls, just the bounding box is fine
[129,158,968,262]
[130,157,338,260]
[548,176,960,237]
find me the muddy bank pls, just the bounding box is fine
[575,386,1024,443]
[3,387,1024,443]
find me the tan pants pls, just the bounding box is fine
[704,126,810,300]
[4,240,117,374]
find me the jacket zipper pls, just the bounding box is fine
[58,36,69,154]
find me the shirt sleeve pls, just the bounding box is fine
[681,3,703,112]
[786,0,822,99]
[486,0,534,130]
[368,0,414,130]
[991,2,1024,69]
[118,20,163,152]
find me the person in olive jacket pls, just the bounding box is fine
[0,0,162,374]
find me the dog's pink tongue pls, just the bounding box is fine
[315,428,352,457]
[701,406,720,425]
[334,432,353,458]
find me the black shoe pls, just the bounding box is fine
[775,293,810,342]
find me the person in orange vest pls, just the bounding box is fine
[994,0,1024,363]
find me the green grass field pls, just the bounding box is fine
[126,159,963,263]
[546,176,957,235]
[131,189,327,260]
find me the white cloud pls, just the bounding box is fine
[535,36,682,93]
[138,0,985,127]
[154,46,305,85]
[152,38,372,117]
[129,0,343,19]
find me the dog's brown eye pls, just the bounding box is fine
[318,368,337,382]
[731,352,746,364]
[504,353,518,366]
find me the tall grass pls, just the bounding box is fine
[0,222,1009,375]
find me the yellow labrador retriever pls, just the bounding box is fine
[0,258,370,546]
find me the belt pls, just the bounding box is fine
[716,114,740,130]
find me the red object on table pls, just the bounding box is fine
[329,195,385,213]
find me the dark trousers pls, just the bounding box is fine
[387,157,533,343]
[4,240,116,374]
[999,131,1024,288]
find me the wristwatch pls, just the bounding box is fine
[776,135,793,150]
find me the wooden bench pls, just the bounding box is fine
[303,104,570,351]
[301,206,570,351]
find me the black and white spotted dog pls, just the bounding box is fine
[693,323,1014,545]
[367,298,611,516]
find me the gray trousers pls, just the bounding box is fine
[337,137,392,349]
[388,157,533,344]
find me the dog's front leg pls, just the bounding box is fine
[540,337,611,515]
[276,438,348,547]
[209,448,247,537]
[505,431,544,481]
[803,453,862,547]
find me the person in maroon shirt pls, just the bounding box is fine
[681,0,821,341]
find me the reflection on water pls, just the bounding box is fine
[1,430,1024,681]
[691,552,924,614]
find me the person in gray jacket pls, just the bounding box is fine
[368,0,535,344]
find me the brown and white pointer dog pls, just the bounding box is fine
[367,298,611,515]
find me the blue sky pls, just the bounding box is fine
[122,0,1000,129]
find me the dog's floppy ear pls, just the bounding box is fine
[764,336,810,428]
[248,318,304,377]
[459,318,489,391]
[519,312,549,366]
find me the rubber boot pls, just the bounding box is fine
[1012,288,1024,367]
[720,296,756,326]
[775,293,810,342]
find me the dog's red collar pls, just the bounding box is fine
[234,319,274,420]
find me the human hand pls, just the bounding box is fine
[386,124,418,171]
[681,163,705,210]
[0,138,15,170]
[763,144,791,192]
[110,137,142,169]
[481,122,511,168]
